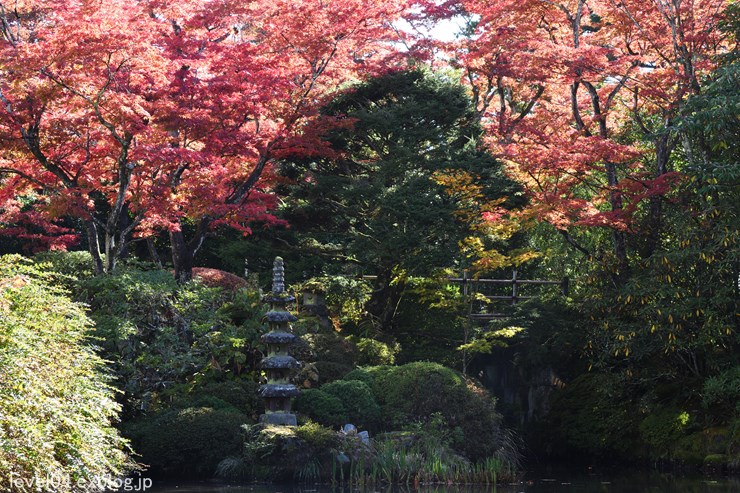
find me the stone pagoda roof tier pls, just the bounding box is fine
[262,294,296,304]
[261,331,297,344]
[259,384,300,398]
[264,310,298,323]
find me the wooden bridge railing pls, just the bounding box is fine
[361,270,569,374]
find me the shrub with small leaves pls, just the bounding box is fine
[294,388,348,427]
[321,379,381,431]
[0,255,137,491]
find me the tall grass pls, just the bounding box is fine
[331,438,516,486]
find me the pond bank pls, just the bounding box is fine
[142,469,740,493]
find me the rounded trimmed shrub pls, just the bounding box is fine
[344,365,393,387]
[321,379,382,431]
[346,362,507,460]
[294,388,348,427]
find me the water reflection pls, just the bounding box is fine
[146,474,740,493]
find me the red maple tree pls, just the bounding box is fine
[0,0,173,272]
[0,0,410,278]
[421,0,729,276]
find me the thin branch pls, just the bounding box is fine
[0,166,48,189]
[558,228,592,258]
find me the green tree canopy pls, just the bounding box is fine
[281,69,520,330]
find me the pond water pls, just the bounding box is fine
[144,471,740,493]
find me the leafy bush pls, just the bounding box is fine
[190,379,261,416]
[299,276,372,324]
[345,362,508,460]
[348,336,399,365]
[544,373,641,459]
[33,249,97,288]
[123,406,249,478]
[294,421,340,449]
[313,361,354,384]
[301,332,357,384]
[294,389,348,427]
[74,265,264,416]
[371,362,469,422]
[37,260,266,479]
[639,408,692,453]
[703,366,740,415]
[344,365,394,387]
[0,255,136,491]
[321,379,382,431]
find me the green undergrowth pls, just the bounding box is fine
[217,422,517,485]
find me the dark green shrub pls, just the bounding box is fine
[639,407,692,454]
[294,388,348,427]
[314,360,354,384]
[301,332,358,384]
[303,332,357,365]
[33,250,97,289]
[299,275,372,324]
[345,362,507,460]
[371,362,468,425]
[703,365,740,415]
[123,406,249,478]
[344,365,393,387]
[79,267,179,352]
[544,373,641,459]
[0,255,136,490]
[321,379,382,431]
[192,379,260,416]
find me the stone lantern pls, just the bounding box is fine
[258,257,300,426]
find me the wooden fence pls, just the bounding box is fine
[362,270,569,374]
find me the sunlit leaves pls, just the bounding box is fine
[0,255,136,490]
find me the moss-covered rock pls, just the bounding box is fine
[237,422,342,482]
[669,427,731,468]
[703,453,728,474]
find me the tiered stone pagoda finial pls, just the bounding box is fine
[258,257,300,426]
[271,257,285,293]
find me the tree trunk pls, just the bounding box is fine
[170,229,195,283]
[118,203,131,259]
[103,231,118,273]
[85,220,105,275]
[641,133,671,259]
[147,237,163,268]
[605,160,630,283]
[365,268,405,333]
[169,217,210,283]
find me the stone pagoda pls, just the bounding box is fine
[258,257,300,426]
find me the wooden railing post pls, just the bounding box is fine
[462,269,470,376]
